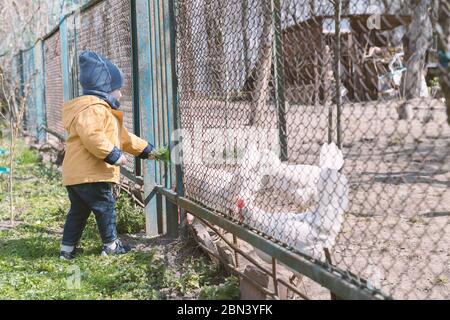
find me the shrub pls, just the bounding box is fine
[116,193,145,234]
[16,148,40,165]
[198,276,240,300]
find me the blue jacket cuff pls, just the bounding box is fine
[138,143,154,159]
[104,146,123,165]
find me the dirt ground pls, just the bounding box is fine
[181,97,449,299]
[284,98,449,299]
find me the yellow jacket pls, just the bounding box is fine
[61,96,149,186]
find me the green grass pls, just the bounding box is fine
[116,193,145,234]
[0,136,240,300]
[0,225,164,299]
[15,148,41,165]
[199,276,240,300]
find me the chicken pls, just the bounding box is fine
[238,142,344,210]
[239,168,349,260]
[184,142,349,261]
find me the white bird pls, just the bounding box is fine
[184,142,349,261]
[239,142,344,210]
[238,168,348,260]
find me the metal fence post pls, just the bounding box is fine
[60,16,71,102]
[131,1,142,178]
[334,0,342,149]
[164,0,184,238]
[34,40,47,143]
[132,0,159,237]
[271,0,288,162]
[23,48,37,136]
[149,0,168,235]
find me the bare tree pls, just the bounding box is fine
[377,1,434,103]
[0,1,61,225]
[248,0,273,126]
[402,0,434,100]
[0,0,60,67]
[177,0,195,99]
[375,0,436,119]
[0,70,29,225]
[241,0,250,81]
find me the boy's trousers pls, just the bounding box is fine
[61,182,117,246]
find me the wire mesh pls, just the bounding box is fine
[76,0,136,175]
[175,0,450,299]
[44,30,65,137]
[67,15,80,100]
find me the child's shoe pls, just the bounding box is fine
[101,239,131,256]
[59,246,84,260]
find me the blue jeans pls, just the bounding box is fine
[61,182,117,246]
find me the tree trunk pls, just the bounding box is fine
[241,0,250,82]
[248,0,273,126]
[204,0,225,96]
[177,0,195,99]
[342,0,350,15]
[397,0,433,119]
[402,0,433,100]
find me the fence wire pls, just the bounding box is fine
[175,0,450,299]
[44,30,65,138]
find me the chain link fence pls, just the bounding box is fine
[175,0,450,299]
[44,30,65,138]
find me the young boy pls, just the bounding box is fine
[59,51,154,260]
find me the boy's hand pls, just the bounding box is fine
[114,154,127,166]
[147,147,170,162]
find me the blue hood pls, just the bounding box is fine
[79,51,124,109]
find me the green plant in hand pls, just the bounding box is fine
[430,77,441,88]
[149,146,170,163]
